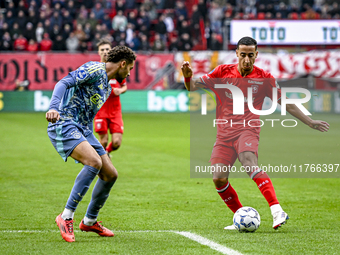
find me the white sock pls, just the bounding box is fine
[83,215,97,226]
[61,208,74,220]
[270,204,283,215]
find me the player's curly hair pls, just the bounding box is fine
[106,46,136,64]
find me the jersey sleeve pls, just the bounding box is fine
[49,76,74,111]
[199,65,222,89]
[266,74,282,102]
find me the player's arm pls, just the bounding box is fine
[283,100,330,132]
[113,83,127,96]
[270,78,329,132]
[46,79,70,123]
[181,61,205,91]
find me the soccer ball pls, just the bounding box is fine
[233,206,261,232]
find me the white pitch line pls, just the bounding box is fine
[174,231,244,255]
[1,230,245,255]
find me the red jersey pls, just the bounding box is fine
[200,64,281,141]
[95,79,126,119]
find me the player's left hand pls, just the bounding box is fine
[309,120,330,132]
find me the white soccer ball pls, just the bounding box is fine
[233,206,261,232]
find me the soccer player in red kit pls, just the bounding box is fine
[181,36,330,230]
[94,39,127,156]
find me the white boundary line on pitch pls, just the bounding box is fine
[1,230,244,255]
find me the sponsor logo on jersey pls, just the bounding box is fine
[248,80,263,85]
[90,93,104,108]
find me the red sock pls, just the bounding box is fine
[106,142,113,153]
[251,168,279,207]
[216,182,243,213]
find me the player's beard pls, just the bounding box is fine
[116,68,127,83]
[116,75,124,83]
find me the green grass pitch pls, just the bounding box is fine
[0,112,339,254]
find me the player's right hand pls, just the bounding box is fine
[181,61,193,78]
[46,109,60,123]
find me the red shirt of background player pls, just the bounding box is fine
[95,79,125,120]
[200,63,281,140]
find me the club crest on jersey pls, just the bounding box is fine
[252,85,259,93]
[77,69,88,80]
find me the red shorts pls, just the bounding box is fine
[210,130,259,166]
[94,117,124,135]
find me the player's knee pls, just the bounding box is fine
[108,172,118,182]
[104,169,118,182]
[239,153,257,167]
[87,157,103,170]
[213,177,228,188]
[112,140,121,150]
[101,140,108,148]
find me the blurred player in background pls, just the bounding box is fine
[94,39,127,157]
[46,46,136,242]
[181,36,329,230]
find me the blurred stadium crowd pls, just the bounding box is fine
[0,0,339,52]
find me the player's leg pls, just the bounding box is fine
[106,118,123,153]
[98,133,109,148]
[236,131,289,229]
[61,141,103,220]
[212,161,243,214]
[210,141,242,214]
[211,144,242,230]
[107,133,122,151]
[48,123,103,242]
[79,133,117,236]
[94,118,109,148]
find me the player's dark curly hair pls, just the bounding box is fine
[237,36,257,50]
[106,46,136,64]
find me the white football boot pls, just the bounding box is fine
[272,211,289,229]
